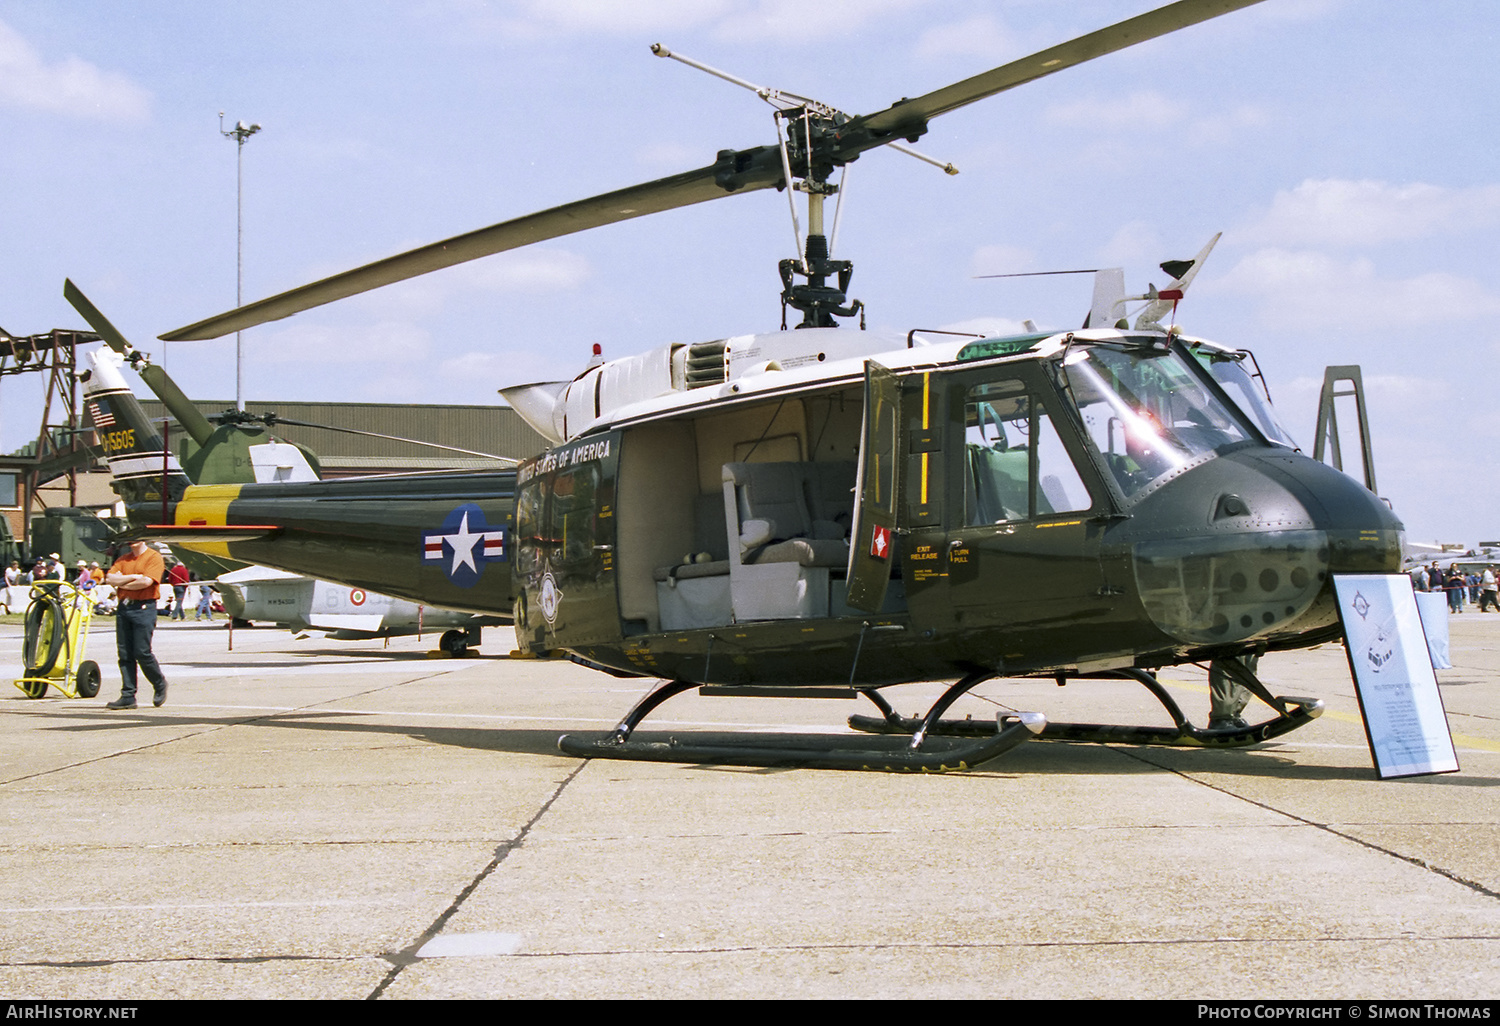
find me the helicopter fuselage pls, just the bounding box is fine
[504,326,1403,684]
[100,326,1402,687]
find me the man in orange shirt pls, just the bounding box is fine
[104,540,169,709]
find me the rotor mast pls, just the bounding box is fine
[653,45,961,329]
[777,111,861,330]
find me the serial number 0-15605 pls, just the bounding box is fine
[100,428,137,454]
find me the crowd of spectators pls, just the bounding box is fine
[1411,560,1500,613]
[2,551,216,619]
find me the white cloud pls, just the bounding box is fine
[1044,91,1269,147]
[516,0,729,35]
[253,320,432,366]
[1249,0,1348,24]
[1240,179,1500,249]
[436,347,580,397]
[460,249,592,293]
[1096,221,1162,270]
[968,243,1035,277]
[292,248,591,324]
[1216,248,1500,329]
[431,0,920,43]
[709,0,923,44]
[636,142,708,172]
[915,14,1024,62]
[424,0,727,40]
[1045,90,1189,129]
[1184,103,1271,145]
[0,19,150,121]
[444,0,918,44]
[1281,371,1449,411]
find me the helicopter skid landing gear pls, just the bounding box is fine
[848,667,1323,749]
[557,672,1046,772]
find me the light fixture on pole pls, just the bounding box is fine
[220,112,261,412]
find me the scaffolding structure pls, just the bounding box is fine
[0,328,103,556]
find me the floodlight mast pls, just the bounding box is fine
[220,112,262,411]
[652,44,957,329]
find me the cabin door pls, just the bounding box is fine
[845,361,943,615]
[903,364,1116,667]
[513,433,622,652]
[845,361,903,613]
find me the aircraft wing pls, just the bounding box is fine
[160,147,785,341]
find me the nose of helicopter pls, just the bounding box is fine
[1126,447,1404,648]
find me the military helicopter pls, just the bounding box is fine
[72,0,1404,771]
[71,285,508,655]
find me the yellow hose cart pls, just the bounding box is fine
[14,581,102,699]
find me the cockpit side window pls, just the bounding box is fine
[963,379,1092,525]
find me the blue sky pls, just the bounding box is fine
[1,1,1496,545]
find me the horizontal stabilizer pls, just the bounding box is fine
[116,524,284,544]
[305,614,386,632]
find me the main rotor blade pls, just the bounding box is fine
[162,146,784,342]
[838,0,1267,153]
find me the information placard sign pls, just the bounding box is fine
[1413,590,1452,668]
[1334,574,1459,779]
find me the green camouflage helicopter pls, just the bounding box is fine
[71,0,1404,771]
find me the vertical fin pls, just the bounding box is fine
[1087,268,1126,330]
[83,346,191,516]
[66,280,191,519]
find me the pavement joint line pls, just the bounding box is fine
[273,934,1500,963]
[0,669,468,788]
[13,932,1500,971]
[368,760,589,1000]
[3,824,1349,853]
[0,899,404,913]
[1120,748,1500,903]
[1,954,372,969]
[0,838,501,853]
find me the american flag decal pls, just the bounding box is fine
[89,400,116,427]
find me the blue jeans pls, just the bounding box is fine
[116,602,166,700]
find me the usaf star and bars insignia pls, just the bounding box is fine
[421,504,507,588]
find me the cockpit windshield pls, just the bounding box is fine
[1192,347,1298,448]
[1059,342,1252,499]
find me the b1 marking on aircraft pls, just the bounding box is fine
[421,504,507,588]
